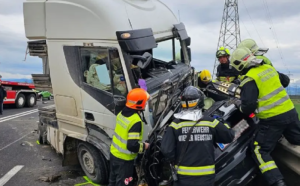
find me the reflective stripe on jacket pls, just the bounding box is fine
[245,65,294,119]
[110,112,143,160]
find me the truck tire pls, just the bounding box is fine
[26,94,36,107]
[15,93,26,108]
[77,142,109,184]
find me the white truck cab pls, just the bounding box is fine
[23,0,194,184]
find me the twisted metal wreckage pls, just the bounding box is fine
[135,78,261,186]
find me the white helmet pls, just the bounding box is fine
[230,47,263,71]
[237,39,269,56]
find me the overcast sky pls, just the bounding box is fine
[0,0,299,85]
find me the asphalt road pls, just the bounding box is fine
[0,100,299,186]
[0,100,88,186]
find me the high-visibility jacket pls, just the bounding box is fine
[160,117,235,185]
[256,55,273,66]
[110,112,144,161]
[243,64,294,119]
[216,64,240,83]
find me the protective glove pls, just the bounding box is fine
[232,79,241,85]
[144,142,150,150]
[138,79,147,91]
[233,99,242,108]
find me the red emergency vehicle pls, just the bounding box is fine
[1,80,37,108]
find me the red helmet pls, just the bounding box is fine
[126,88,150,110]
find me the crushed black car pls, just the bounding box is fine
[136,81,260,186]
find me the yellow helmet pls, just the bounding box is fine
[199,70,212,83]
[216,46,230,58]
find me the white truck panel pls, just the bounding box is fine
[47,126,65,154]
[47,41,85,126]
[24,0,179,40]
[23,0,46,39]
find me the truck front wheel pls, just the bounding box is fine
[26,94,36,107]
[15,93,25,108]
[77,142,109,184]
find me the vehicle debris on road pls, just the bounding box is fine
[38,175,61,183]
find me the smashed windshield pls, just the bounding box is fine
[152,38,182,63]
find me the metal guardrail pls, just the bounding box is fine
[290,95,300,99]
[273,138,300,176]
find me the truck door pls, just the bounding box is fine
[78,45,129,134]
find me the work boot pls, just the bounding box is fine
[271,180,287,186]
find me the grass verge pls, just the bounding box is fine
[292,99,300,119]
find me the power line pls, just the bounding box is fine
[261,0,289,73]
[241,21,252,38]
[240,0,265,47]
[240,0,279,66]
[287,72,293,93]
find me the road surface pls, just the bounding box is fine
[0,100,299,186]
[0,100,88,186]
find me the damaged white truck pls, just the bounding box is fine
[23,0,193,184]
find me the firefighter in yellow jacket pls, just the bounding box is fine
[108,88,150,186]
[230,47,300,186]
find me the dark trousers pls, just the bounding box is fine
[108,155,136,186]
[251,116,300,185]
[173,174,214,186]
[0,101,3,114]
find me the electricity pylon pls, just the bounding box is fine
[213,0,241,78]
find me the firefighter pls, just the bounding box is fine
[230,47,300,186]
[197,69,212,89]
[237,39,289,87]
[196,70,216,110]
[237,38,273,66]
[160,86,235,186]
[108,88,150,186]
[0,81,7,115]
[216,46,240,83]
